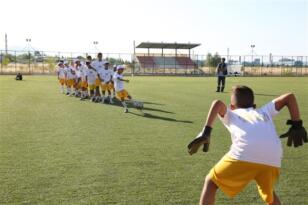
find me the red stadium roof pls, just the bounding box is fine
[136,42,200,50]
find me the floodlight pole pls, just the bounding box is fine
[93,41,99,52]
[26,38,32,73]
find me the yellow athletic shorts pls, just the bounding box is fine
[88,84,96,91]
[101,83,113,91]
[66,79,75,87]
[59,78,65,85]
[208,155,280,204]
[81,81,88,89]
[75,81,82,89]
[116,89,129,99]
[95,79,101,87]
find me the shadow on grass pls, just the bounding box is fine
[101,99,174,114]
[129,112,193,124]
[92,98,191,123]
[143,101,165,106]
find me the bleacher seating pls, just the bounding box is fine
[136,55,195,69]
[137,56,156,68]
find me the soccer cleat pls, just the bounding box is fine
[124,108,128,113]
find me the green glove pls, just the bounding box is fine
[280,120,308,147]
[187,126,212,155]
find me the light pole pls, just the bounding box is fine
[251,44,255,65]
[26,38,32,73]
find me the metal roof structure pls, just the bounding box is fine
[136,42,200,50]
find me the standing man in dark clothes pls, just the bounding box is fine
[216,58,228,92]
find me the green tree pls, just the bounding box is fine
[2,55,11,66]
[46,56,56,73]
[206,52,221,67]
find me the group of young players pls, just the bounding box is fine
[56,52,143,113]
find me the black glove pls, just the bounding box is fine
[280,120,308,147]
[187,126,212,155]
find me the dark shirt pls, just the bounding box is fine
[216,63,228,76]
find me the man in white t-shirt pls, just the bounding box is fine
[91,53,104,102]
[98,61,114,104]
[187,85,307,205]
[85,61,98,101]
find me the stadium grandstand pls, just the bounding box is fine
[134,42,201,75]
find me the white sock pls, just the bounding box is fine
[121,101,127,109]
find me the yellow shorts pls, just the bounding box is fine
[116,89,129,99]
[88,84,96,91]
[208,155,280,204]
[75,81,82,89]
[95,79,101,87]
[59,78,65,85]
[66,79,75,87]
[81,81,88,89]
[101,83,113,91]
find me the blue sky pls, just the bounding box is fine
[0,0,307,55]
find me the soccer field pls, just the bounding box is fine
[0,76,307,205]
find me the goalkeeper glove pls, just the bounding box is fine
[280,120,308,147]
[187,126,212,155]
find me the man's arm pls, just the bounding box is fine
[187,100,227,155]
[274,93,307,147]
[204,100,227,127]
[274,93,300,121]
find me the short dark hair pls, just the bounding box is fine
[232,85,254,108]
[97,52,102,56]
[221,58,226,61]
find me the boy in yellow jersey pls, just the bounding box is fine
[187,85,307,205]
[98,61,114,104]
[56,61,65,93]
[113,65,143,113]
[85,61,98,101]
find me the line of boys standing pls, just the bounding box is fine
[56,52,143,112]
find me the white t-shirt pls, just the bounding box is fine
[65,66,75,79]
[57,67,66,78]
[219,101,282,167]
[99,69,113,83]
[86,68,98,85]
[74,67,81,79]
[113,72,124,91]
[79,65,88,81]
[91,60,104,71]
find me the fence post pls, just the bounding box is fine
[14,51,16,74]
[0,50,2,74]
[42,51,45,74]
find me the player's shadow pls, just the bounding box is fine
[143,101,165,106]
[129,112,193,124]
[105,99,174,114]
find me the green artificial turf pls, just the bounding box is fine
[0,76,307,204]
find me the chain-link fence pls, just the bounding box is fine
[1,50,307,76]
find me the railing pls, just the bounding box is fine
[1,50,307,76]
